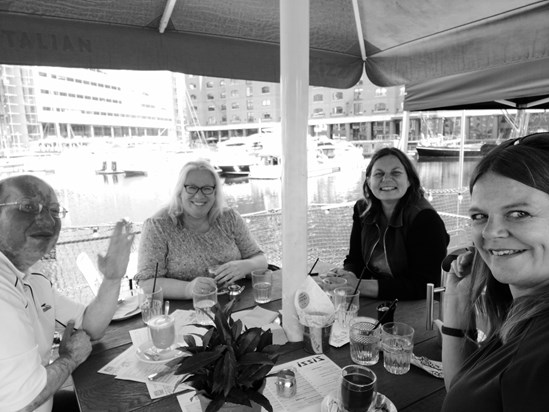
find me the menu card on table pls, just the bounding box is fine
[177,354,341,412]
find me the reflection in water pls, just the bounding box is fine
[36,150,480,227]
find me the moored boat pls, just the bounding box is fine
[416,144,484,159]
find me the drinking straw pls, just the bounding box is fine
[346,267,366,311]
[373,298,399,329]
[308,258,320,275]
[152,262,159,294]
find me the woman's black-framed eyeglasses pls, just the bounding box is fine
[184,185,216,195]
[0,198,68,219]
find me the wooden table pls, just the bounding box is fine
[73,272,446,411]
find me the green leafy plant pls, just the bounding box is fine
[166,299,282,412]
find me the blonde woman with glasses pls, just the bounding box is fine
[135,159,267,299]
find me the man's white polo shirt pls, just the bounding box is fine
[0,252,85,412]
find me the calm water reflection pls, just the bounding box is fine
[36,150,479,227]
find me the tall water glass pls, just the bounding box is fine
[349,317,380,366]
[192,279,217,324]
[138,287,163,324]
[340,365,377,412]
[381,322,415,375]
[251,269,273,304]
[333,286,359,328]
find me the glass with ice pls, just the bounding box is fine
[381,322,415,375]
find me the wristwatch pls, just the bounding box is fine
[441,325,478,340]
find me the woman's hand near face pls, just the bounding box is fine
[445,250,475,295]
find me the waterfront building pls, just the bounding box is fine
[0,65,188,155]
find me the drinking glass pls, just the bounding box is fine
[333,286,359,328]
[251,269,273,304]
[349,317,380,365]
[148,314,175,351]
[321,275,347,302]
[192,278,217,324]
[137,287,163,324]
[340,365,377,412]
[381,322,415,375]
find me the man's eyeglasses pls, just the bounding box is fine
[184,185,216,196]
[0,198,68,219]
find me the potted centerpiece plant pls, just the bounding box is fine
[166,299,282,412]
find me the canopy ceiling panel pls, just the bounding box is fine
[404,57,549,111]
[0,0,363,88]
[0,0,547,93]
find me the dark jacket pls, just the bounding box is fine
[343,197,449,300]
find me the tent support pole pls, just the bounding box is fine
[401,111,410,153]
[458,110,466,189]
[280,0,309,342]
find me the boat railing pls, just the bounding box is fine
[34,188,471,305]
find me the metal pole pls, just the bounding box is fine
[280,0,309,342]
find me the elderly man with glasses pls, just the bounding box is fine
[0,174,134,412]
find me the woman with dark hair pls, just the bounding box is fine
[442,133,549,411]
[135,159,267,299]
[333,147,449,300]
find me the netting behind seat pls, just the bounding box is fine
[37,189,471,305]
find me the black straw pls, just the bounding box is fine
[373,298,399,329]
[152,262,159,294]
[308,258,319,275]
[346,267,366,311]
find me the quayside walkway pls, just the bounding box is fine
[33,188,472,305]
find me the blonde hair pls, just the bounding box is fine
[167,159,227,226]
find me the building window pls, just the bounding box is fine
[208,105,216,111]
[263,113,272,120]
[375,88,387,97]
[230,90,239,98]
[333,91,344,100]
[262,99,271,106]
[246,86,253,97]
[231,115,241,122]
[188,83,197,90]
[354,88,363,100]
[207,117,217,125]
[220,104,227,111]
[312,108,325,117]
[374,103,388,112]
[313,94,324,102]
[332,106,344,115]
[247,113,255,122]
[220,91,226,98]
[219,80,226,86]
[206,81,214,88]
[353,103,363,115]
[261,86,270,94]
[207,93,214,100]
[190,94,197,100]
[247,100,253,110]
[231,102,240,109]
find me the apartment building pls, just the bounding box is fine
[0,65,186,153]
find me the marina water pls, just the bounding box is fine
[22,149,479,227]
